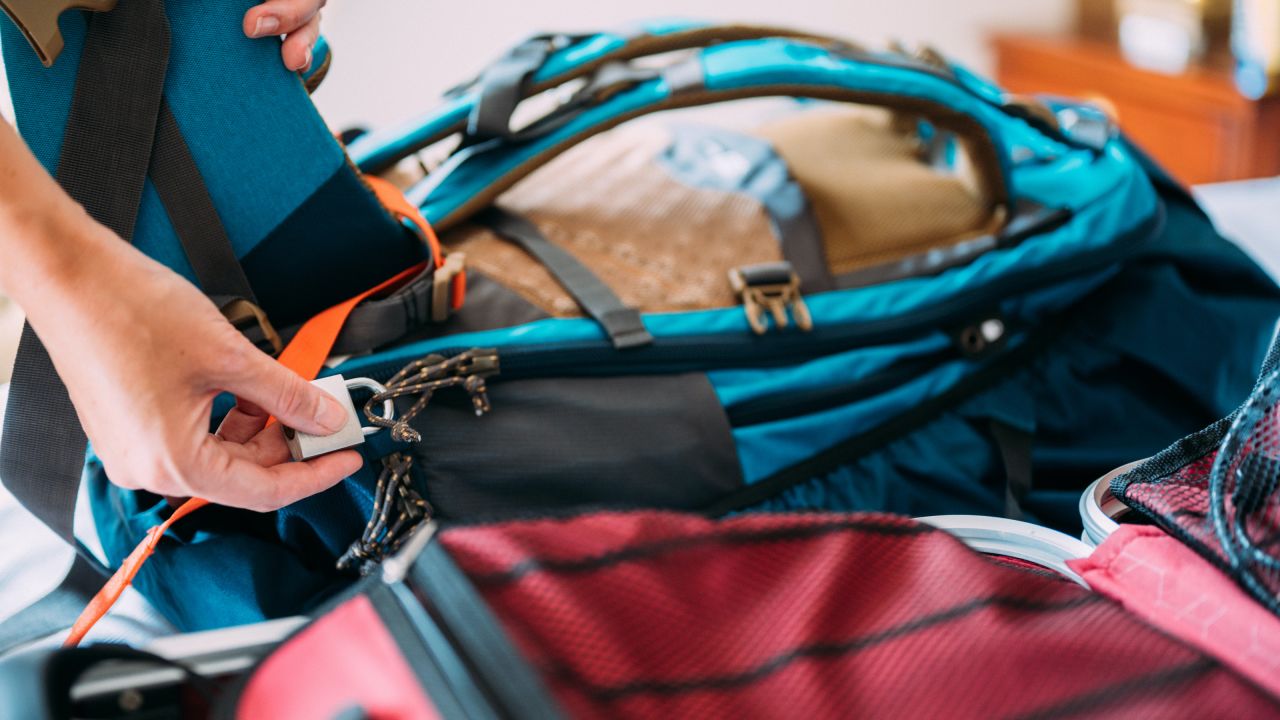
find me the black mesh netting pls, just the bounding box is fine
[1113,355,1280,618]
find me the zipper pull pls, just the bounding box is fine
[954,317,1006,357]
[363,349,501,442]
[729,262,814,336]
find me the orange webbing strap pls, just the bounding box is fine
[65,183,454,646]
[365,175,466,312]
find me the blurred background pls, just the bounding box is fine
[2,0,1280,383]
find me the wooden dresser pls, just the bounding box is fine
[992,34,1280,185]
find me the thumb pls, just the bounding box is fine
[221,348,349,437]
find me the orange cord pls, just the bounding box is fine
[64,184,453,646]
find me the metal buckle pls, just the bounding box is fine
[728,264,814,336]
[220,298,283,357]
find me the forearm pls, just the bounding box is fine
[0,120,119,321]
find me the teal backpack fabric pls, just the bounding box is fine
[5,15,1278,634]
[0,0,423,327]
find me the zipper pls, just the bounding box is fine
[345,201,1162,387]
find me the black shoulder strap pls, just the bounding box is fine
[1,0,171,542]
[151,100,259,303]
[476,206,653,349]
[1,0,258,543]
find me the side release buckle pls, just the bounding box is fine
[430,252,467,323]
[729,262,813,336]
[220,298,284,357]
[0,0,118,67]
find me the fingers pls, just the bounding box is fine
[198,439,363,511]
[214,397,270,444]
[217,418,292,468]
[281,13,322,72]
[244,0,325,71]
[244,0,323,38]
[217,347,349,438]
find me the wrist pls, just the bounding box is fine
[4,205,123,325]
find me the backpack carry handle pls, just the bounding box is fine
[410,37,1026,234]
[348,21,851,175]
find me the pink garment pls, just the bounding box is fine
[1069,525,1280,699]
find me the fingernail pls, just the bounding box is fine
[316,396,348,434]
[252,15,280,37]
[299,46,313,72]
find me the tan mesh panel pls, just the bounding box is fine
[441,106,1000,317]
[441,124,782,317]
[757,107,997,277]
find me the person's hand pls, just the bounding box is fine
[19,212,363,512]
[243,0,326,72]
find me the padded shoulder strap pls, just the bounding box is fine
[347,20,845,174]
[410,37,1023,233]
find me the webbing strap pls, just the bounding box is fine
[330,265,435,355]
[659,125,832,293]
[477,207,653,349]
[466,37,554,142]
[990,420,1034,521]
[150,100,258,303]
[0,0,171,542]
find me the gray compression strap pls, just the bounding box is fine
[466,36,562,142]
[331,265,436,355]
[658,125,833,293]
[0,0,171,542]
[476,207,654,349]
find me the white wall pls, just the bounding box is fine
[0,2,1074,130]
[310,1,1073,131]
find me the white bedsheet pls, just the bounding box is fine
[0,178,1277,651]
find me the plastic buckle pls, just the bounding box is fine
[729,263,813,336]
[0,0,117,67]
[221,298,283,357]
[1054,102,1116,152]
[430,253,467,323]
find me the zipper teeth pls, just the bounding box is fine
[347,203,1162,384]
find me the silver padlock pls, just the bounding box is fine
[284,375,395,461]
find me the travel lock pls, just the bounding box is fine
[284,375,396,461]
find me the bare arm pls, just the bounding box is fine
[0,0,361,512]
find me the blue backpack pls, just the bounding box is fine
[2,7,1277,635]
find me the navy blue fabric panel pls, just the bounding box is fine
[750,202,1280,535]
[241,166,425,326]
